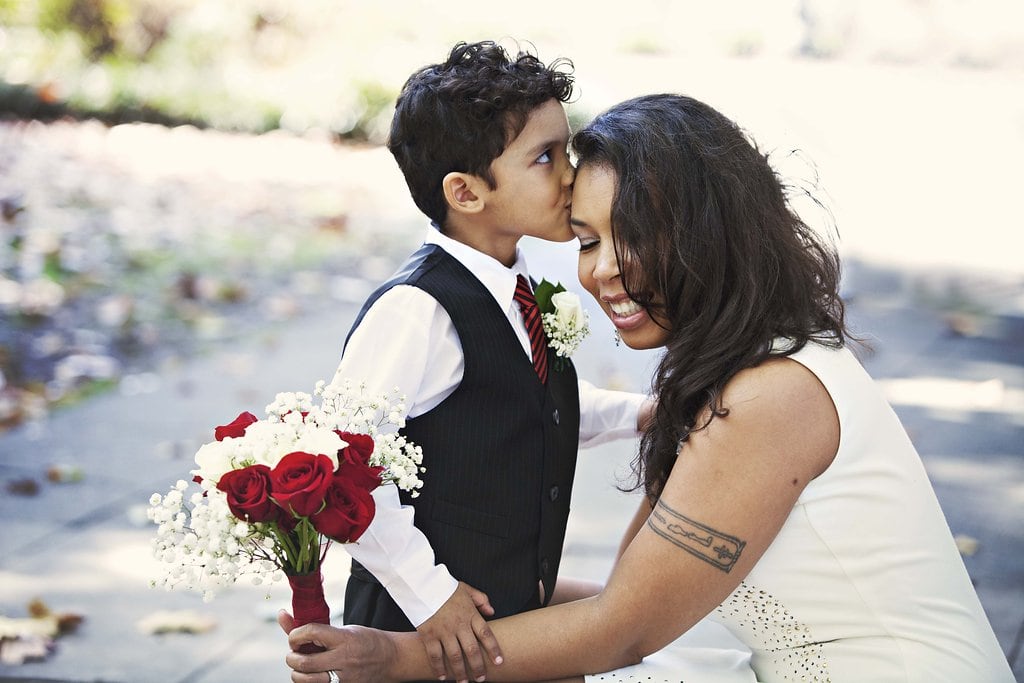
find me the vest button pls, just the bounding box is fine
[541,558,550,575]
[552,409,560,425]
[549,485,559,502]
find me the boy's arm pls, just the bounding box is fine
[577,379,654,448]
[616,495,655,564]
[335,285,503,680]
[547,576,603,605]
[345,484,459,623]
[348,487,502,680]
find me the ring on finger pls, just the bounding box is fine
[327,670,340,683]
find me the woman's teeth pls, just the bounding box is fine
[609,299,643,317]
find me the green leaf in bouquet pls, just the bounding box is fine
[533,278,565,314]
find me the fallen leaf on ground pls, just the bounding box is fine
[954,533,980,556]
[46,464,84,483]
[0,614,58,639]
[5,478,39,496]
[137,609,217,635]
[27,598,83,635]
[0,633,53,665]
[0,599,84,640]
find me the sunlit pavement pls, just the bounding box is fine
[0,229,1020,680]
[2,53,1023,680]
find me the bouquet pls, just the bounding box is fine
[146,379,423,651]
[535,279,590,368]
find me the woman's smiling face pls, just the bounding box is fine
[570,164,669,350]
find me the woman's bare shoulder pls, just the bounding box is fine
[694,356,839,480]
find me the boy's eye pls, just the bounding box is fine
[536,150,552,164]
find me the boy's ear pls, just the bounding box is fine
[442,172,486,215]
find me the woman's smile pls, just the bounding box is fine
[605,296,650,330]
[572,164,669,350]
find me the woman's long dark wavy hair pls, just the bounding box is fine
[571,94,848,499]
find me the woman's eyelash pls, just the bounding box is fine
[578,240,598,252]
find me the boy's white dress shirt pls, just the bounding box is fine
[336,225,646,626]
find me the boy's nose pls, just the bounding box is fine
[561,161,575,186]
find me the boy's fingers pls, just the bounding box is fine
[473,617,504,665]
[443,635,468,682]
[424,639,446,680]
[457,629,486,681]
[468,586,495,616]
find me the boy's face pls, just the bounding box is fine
[484,99,575,243]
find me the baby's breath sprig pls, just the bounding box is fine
[535,279,591,369]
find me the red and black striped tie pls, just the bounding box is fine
[514,275,548,384]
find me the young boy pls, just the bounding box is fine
[334,41,647,682]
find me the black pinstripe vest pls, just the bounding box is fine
[343,243,580,628]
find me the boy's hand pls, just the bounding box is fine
[417,581,502,682]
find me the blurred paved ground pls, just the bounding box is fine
[1,55,1023,681]
[0,234,1021,681]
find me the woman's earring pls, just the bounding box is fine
[613,329,621,347]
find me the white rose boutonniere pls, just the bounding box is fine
[535,279,591,369]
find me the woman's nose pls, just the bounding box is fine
[592,244,619,282]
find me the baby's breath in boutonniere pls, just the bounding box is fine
[534,279,590,370]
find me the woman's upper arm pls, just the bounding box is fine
[597,357,840,658]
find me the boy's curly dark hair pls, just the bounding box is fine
[571,94,848,499]
[388,41,575,226]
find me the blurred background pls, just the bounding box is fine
[2,0,1023,431]
[0,0,1022,680]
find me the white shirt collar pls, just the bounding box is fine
[424,223,530,311]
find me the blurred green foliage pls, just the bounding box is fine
[0,0,398,140]
[35,0,125,58]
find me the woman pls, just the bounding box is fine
[281,94,1013,682]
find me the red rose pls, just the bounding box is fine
[312,473,376,543]
[269,452,335,518]
[276,507,299,533]
[216,464,279,523]
[340,461,385,491]
[215,412,258,441]
[335,431,375,466]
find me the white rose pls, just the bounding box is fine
[238,421,287,466]
[193,440,235,483]
[292,426,344,470]
[551,291,586,328]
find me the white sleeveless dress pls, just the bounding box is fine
[587,341,1013,682]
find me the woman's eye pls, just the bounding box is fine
[536,150,552,164]
[577,238,598,252]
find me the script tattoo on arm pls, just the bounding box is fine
[646,500,746,573]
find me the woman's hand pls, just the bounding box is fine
[279,610,399,683]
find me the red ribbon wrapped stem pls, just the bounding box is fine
[288,571,330,654]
